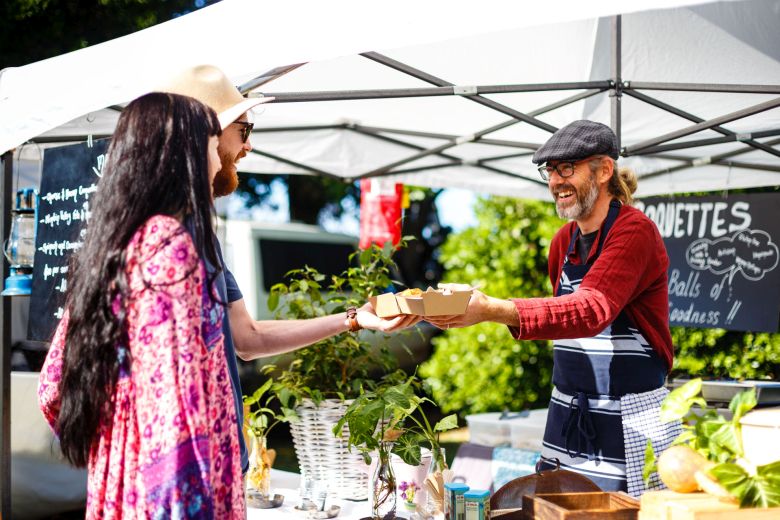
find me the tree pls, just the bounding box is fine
[420,196,564,415]
[1,0,216,69]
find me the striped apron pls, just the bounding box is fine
[538,200,682,496]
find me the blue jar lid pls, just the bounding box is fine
[464,490,490,500]
[2,273,32,296]
[444,483,470,493]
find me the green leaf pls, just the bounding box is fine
[729,388,757,423]
[709,423,742,457]
[278,387,292,408]
[642,440,657,487]
[434,414,458,432]
[392,432,423,466]
[740,476,780,508]
[267,290,280,311]
[707,463,749,505]
[660,379,703,423]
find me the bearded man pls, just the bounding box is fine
[160,65,419,475]
[427,120,680,497]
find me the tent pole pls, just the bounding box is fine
[625,81,780,94]
[256,81,607,103]
[625,96,780,154]
[248,149,343,180]
[611,15,622,150]
[355,125,540,149]
[638,137,780,180]
[352,88,604,179]
[623,90,780,159]
[1,151,12,519]
[346,127,463,163]
[238,63,305,93]
[627,129,780,155]
[360,52,558,133]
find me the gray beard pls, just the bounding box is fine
[555,173,599,220]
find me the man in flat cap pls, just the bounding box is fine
[428,120,679,496]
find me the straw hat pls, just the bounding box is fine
[159,64,274,128]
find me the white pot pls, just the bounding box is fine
[740,407,780,466]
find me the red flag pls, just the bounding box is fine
[359,179,403,249]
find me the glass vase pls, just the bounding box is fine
[425,447,447,515]
[246,434,272,498]
[370,442,397,520]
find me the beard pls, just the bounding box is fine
[212,148,245,198]
[552,170,599,220]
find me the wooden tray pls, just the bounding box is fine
[521,492,639,519]
[639,490,780,519]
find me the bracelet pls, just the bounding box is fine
[346,307,362,332]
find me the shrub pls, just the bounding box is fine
[671,327,780,380]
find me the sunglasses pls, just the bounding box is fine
[232,121,254,143]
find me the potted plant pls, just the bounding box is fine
[334,375,458,519]
[266,242,413,500]
[243,376,296,499]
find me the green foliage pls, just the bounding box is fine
[420,197,564,415]
[648,378,780,508]
[1,0,217,69]
[334,375,458,466]
[242,373,296,439]
[267,243,404,405]
[671,327,780,380]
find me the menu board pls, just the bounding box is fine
[636,193,780,332]
[28,139,109,341]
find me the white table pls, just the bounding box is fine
[248,470,370,520]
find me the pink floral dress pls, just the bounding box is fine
[38,215,245,519]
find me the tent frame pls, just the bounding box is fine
[2,14,780,516]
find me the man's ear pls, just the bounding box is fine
[599,157,614,185]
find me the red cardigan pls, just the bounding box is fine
[508,204,674,372]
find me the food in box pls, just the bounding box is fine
[371,286,473,318]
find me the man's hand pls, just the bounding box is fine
[425,288,491,330]
[357,302,422,332]
[425,286,519,330]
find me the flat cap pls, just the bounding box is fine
[532,120,619,164]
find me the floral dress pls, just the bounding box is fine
[38,215,245,519]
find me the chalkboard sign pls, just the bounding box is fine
[28,139,109,342]
[636,193,780,332]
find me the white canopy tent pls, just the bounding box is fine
[1,0,780,516]
[2,0,779,199]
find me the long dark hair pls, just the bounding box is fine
[56,92,222,467]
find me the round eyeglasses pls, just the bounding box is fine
[232,121,254,143]
[537,157,598,181]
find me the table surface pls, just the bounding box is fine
[248,469,371,520]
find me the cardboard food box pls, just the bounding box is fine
[370,287,473,318]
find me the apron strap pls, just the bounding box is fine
[560,392,598,461]
[564,199,622,262]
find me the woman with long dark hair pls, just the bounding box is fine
[38,92,245,518]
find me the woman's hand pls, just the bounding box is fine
[356,302,422,332]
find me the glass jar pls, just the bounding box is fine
[425,447,448,514]
[371,442,397,520]
[246,434,272,498]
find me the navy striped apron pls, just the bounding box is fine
[538,200,681,496]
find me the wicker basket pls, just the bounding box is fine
[290,398,369,500]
